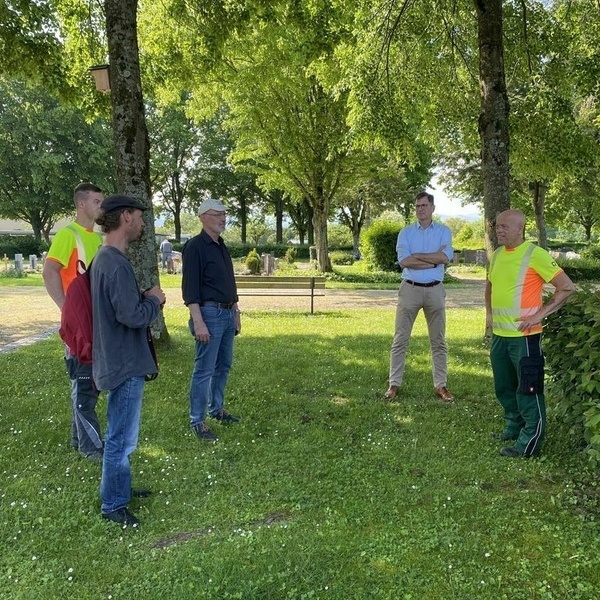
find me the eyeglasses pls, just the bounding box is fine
[415,203,431,209]
[203,211,226,217]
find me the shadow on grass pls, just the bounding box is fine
[3,311,598,599]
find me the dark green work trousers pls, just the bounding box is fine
[490,333,546,457]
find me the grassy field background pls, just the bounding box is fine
[1,305,599,599]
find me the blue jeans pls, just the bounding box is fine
[189,306,236,427]
[101,376,145,514]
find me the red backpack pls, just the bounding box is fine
[59,260,93,364]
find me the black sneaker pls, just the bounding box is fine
[102,507,140,527]
[500,446,523,458]
[211,409,240,424]
[192,422,218,441]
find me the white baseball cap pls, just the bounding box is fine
[198,198,227,215]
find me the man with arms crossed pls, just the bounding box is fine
[43,182,104,461]
[91,195,166,527]
[182,198,241,442]
[385,192,454,402]
[486,209,575,458]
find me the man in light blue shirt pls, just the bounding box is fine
[385,192,455,402]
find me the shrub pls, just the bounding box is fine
[330,250,354,266]
[544,289,600,463]
[0,235,48,258]
[284,246,297,264]
[327,269,400,284]
[556,257,600,282]
[454,221,485,250]
[360,219,402,271]
[0,267,28,279]
[580,245,600,261]
[245,248,262,274]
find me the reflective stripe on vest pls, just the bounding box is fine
[491,244,536,332]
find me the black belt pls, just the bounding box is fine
[201,301,236,309]
[404,280,441,288]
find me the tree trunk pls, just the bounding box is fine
[274,194,284,243]
[531,181,547,249]
[42,224,52,244]
[306,200,315,246]
[311,196,332,272]
[474,0,511,256]
[105,0,168,341]
[352,231,360,257]
[30,214,43,244]
[173,172,183,241]
[240,196,247,244]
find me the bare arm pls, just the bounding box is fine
[42,259,65,310]
[485,280,493,331]
[189,303,210,343]
[517,271,576,332]
[233,303,241,335]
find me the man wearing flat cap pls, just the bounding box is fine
[182,197,241,442]
[91,195,166,527]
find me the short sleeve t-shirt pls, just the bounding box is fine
[488,241,562,337]
[46,222,103,293]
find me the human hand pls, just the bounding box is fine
[516,313,543,333]
[193,320,211,344]
[144,286,166,307]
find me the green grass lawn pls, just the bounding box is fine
[0,271,46,286]
[1,307,599,599]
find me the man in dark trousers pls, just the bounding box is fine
[91,195,166,527]
[43,182,104,461]
[486,209,575,458]
[182,198,241,442]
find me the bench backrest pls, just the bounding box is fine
[235,276,326,289]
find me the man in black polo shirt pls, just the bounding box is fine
[182,198,241,441]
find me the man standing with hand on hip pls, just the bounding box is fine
[182,198,241,443]
[91,195,166,527]
[385,192,454,402]
[486,209,575,458]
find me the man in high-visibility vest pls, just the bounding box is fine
[43,182,104,462]
[485,209,575,457]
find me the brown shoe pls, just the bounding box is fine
[434,386,454,402]
[384,385,399,399]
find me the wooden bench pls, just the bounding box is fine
[236,275,326,314]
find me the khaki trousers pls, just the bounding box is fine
[389,281,448,388]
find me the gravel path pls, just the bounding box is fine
[0,279,485,354]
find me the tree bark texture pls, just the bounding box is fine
[474,0,511,254]
[312,199,332,272]
[531,181,547,249]
[240,196,247,244]
[105,0,168,340]
[306,201,315,247]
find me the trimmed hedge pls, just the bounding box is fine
[0,235,49,258]
[326,268,460,285]
[557,258,600,282]
[545,289,600,463]
[360,220,402,272]
[330,250,355,266]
